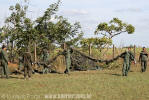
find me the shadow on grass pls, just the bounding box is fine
[130,70,134,72]
[104,73,122,76]
[111,74,122,76]
[9,76,24,79]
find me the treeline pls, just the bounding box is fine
[0,0,135,62]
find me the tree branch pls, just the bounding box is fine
[110,31,126,38]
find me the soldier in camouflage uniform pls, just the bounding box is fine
[121,47,135,76]
[41,49,49,74]
[64,48,71,74]
[139,47,148,72]
[0,45,9,79]
[22,52,33,79]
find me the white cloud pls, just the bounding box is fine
[60,9,88,16]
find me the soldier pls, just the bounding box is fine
[139,47,148,72]
[22,52,33,79]
[64,48,71,74]
[41,49,49,74]
[61,43,71,74]
[121,47,135,76]
[0,45,9,79]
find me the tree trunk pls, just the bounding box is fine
[134,45,136,58]
[27,40,31,52]
[61,43,66,49]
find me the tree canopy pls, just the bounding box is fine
[95,18,135,39]
[1,0,83,53]
[80,37,112,48]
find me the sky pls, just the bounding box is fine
[0,0,149,47]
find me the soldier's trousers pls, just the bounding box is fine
[141,61,147,72]
[64,59,70,74]
[24,65,32,78]
[1,63,9,78]
[122,62,129,76]
[128,62,131,71]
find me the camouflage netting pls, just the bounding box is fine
[46,48,124,71]
[35,49,100,72]
[3,48,124,74]
[70,49,98,71]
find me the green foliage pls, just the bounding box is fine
[0,0,83,60]
[80,37,112,50]
[36,15,83,48]
[126,24,135,34]
[95,18,135,38]
[4,2,30,51]
[0,26,10,43]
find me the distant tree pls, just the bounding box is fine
[80,37,112,55]
[95,18,135,39]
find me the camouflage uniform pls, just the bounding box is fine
[121,51,131,76]
[0,49,9,78]
[139,51,148,72]
[64,48,71,74]
[23,52,33,79]
[42,49,49,74]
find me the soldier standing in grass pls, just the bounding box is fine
[62,43,71,75]
[64,46,72,75]
[121,47,135,76]
[42,49,50,74]
[139,47,148,72]
[22,52,33,79]
[0,45,9,79]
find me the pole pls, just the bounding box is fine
[134,45,136,58]
[89,44,92,56]
[113,45,115,59]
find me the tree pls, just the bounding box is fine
[35,0,83,48]
[94,18,135,39]
[53,16,83,46]
[3,2,36,61]
[4,2,30,51]
[80,37,112,56]
[1,0,84,63]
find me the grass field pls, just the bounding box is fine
[0,65,149,100]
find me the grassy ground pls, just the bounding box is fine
[1,47,148,100]
[0,65,149,100]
